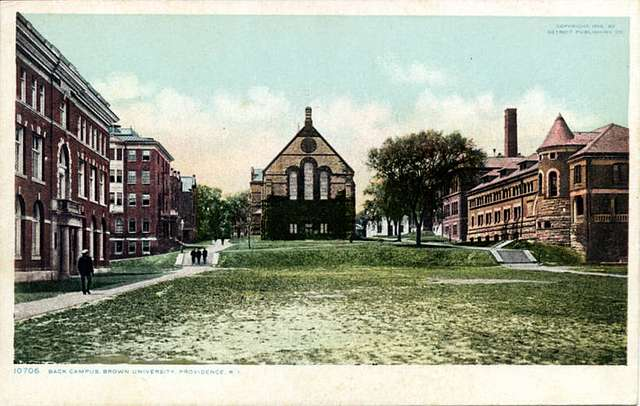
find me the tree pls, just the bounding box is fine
[364,181,406,241]
[367,130,485,246]
[195,185,226,241]
[226,191,251,239]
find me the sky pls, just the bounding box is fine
[25,14,629,208]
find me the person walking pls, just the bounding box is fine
[221,237,225,246]
[195,248,202,265]
[202,248,208,264]
[77,249,94,295]
[190,249,196,265]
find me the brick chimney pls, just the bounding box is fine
[504,108,518,157]
[305,106,312,126]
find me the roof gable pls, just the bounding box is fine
[571,124,629,157]
[539,114,575,149]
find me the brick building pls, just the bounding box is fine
[15,13,118,282]
[108,126,180,258]
[250,107,356,239]
[176,173,198,243]
[462,111,629,262]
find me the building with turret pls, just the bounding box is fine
[250,107,356,239]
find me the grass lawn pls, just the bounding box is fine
[15,251,179,304]
[14,241,626,364]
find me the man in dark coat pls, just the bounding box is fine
[202,248,208,264]
[190,249,196,265]
[195,248,201,265]
[78,249,94,295]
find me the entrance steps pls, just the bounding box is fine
[491,249,537,264]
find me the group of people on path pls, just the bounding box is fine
[190,248,208,265]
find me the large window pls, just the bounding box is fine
[78,160,85,197]
[320,171,329,200]
[613,163,628,184]
[38,84,45,115]
[32,135,43,181]
[31,79,37,109]
[60,101,67,129]
[574,196,584,218]
[289,171,298,200]
[304,162,314,200]
[31,203,43,258]
[99,172,105,204]
[77,117,81,138]
[57,147,70,198]
[573,165,582,184]
[15,127,24,174]
[19,69,26,102]
[127,170,137,184]
[548,171,559,197]
[127,150,136,162]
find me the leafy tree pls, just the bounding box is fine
[367,130,485,246]
[195,185,226,241]
[226,191,251,238]
[364,181,406,241]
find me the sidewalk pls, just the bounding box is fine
[504,263,627,278]
[15,241,232,322]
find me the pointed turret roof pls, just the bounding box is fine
[538,114,575,150]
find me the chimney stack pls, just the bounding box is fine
[504,108,518,157]
[305,106,312,126]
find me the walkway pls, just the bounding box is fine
[504,263,627,278]
[15,241,232,322]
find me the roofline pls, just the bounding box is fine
[568,123,628,160]
[109,133,174,162]
[468,165,538,195]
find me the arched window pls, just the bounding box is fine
[288,171,298,200]
[304,162,314,200]
[320,171,329,200]
[538,173,543,196]
[548,171,558,197]
[15,197,24,258]
[58,147,70,199]
[32,203,43,258]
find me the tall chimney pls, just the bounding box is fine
[305,106,312,126]
[504,108,518,157]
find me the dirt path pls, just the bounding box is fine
[504,263,627,278]
[14,241,232,322]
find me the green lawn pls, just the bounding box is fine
[14,242,626,364]
[15,251,179,304]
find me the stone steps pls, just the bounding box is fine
[491,249,537,264]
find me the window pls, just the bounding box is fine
[504,208,511,222]
[76,117,81,138]
[514,206,522,219]
[320,223,328,234]
[58,147,69,199]
[141,170,151,185]
[612,163,628,184]
[113,241,123,255]
[128,193,137,207]
[494,211,500,223]
[573,165,582,184]
[304,162,314,200]
[320,171,329,200]
[289,223,298,234]
[444,204,450,217]
[31,79,37,109]
[15,198,23,258]
[98,172,105,203]
[142,218,150,233]
[548,171,559,197]
[289,171,298,200]
[471,216,475,227]
[32,135,43,180]
[116,192,123,206]
[142,240,151,254]
[78,160,85,197]
[452,224,458,237]
[452,202,459,215]
[478,214,483,226]
[538,173,543,196]
[485,213,491,225]
[19,69,26,101]
[114,218,124,233]
[142,193,150,207]
[128,171,137,184]
[574,196,584,217]
[15,127,24,174]
[32,203,42,258]
[38,84,45,114]
[142,150,151,161]
[128,218,136,233]
[116,169,123,183]
[60,101,67,129]
[128,241,136,254]
[89,167,96,201]
[109,192,115,205]
[127,150,136,162]
[116,148,122,161]
[110,169,115,183]
[82,119,86,143]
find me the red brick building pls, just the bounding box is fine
[15,13,119,281]
[176,173,198,243]
[108,127,179,258]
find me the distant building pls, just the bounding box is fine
[250,107,356,239]
[15,13,118,281]
[442,108,628,262]
[178,174,197,243]
[108,127,179,258]
[365,216,412,238]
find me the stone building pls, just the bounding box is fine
[15,13,118,281]
[177,174,198,243]
[465,112,628,262]
[250,107,356,239]
[108,127,179,258]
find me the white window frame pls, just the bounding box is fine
[128,218,136,233]
[31,79,37,109]
[114,218,124,234]
[289,171,297,200]
[142,193,150,207]
[116,192,123,206]
[113,240,123,255]
[31,205,41,258]
[304,162,314,200]
[32,135,43,181]
[78,160,85,197]
[142,218,150,233]
[142,240,151,255]
[142,150,151,161]
[141,170,151,185]
[15,127,24,174]
[60,100,67,129]
[38,84,45,115]
[128,241,136,254]
[89,167,96,201]
[289,223,298,234]
[127,150,136,162]
[19,69,26,102]
[128,193,137,207]
[320,171,329,200]
[99,172,105,204]
[127,170,137,184]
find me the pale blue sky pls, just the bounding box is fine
[24,14,630,198]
